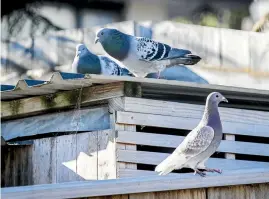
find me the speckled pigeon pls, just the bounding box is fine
[72,44,132,76]
[95,28,201,78]
[155,92,228,177]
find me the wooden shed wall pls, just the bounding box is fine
[1,130,115,187]
[86,184,269,199]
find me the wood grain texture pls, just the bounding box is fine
[117,150,269,170]
[129,189,206,199]
[116,131,269,157]
[2,106,109,141]
[32,137,57,184]
[207,184,269,199]
[2,168,269,199]
[1,82,124,120]
[116,111,269,138]
[123,97,269,127]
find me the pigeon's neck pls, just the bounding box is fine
[201,102,221,128]
[102,33,130,61]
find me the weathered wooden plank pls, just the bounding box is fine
[32,137,57,184]
[123,97,269,126]
[249,32,269,73]
[153,22,221,67]
[224,134,235,159]
[2,168,269,199]
[207,184,269,199]
[117,131,269,157]
[1,106,110,141]
[220,29,250,69]
[97,130,117,180]
[1,82,125,120]
[116,111,269,137]
[129,189,206,199]
[117,150,269,170]
[57,132,98,182]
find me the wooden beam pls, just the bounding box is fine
[1,82,125,120]
[116,131,269,157]
[1,136,6,146]
[2,168,269,199]
[117,150,269,171]
[2,107,110,141]
[116,111,269,138]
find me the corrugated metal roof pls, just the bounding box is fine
[1,72,269,106]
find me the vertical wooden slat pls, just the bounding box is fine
[207,184,269,199]
[32,137,57,184]
[224,134,236,159]
[97,130,117,180]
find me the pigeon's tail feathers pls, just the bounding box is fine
[155,153,186,175]
[166,48,192,60]
[166,53,201,67]
[182,54,201,65]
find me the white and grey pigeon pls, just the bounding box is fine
[155,92,228,177]
[95,28,201,78]
[72,44,132,76]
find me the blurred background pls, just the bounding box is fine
[1,0,269,88]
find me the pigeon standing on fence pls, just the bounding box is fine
[72,44,132,76]
[95,28,201,78]
[155,92,228,177]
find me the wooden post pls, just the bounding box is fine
[224,134,236,159]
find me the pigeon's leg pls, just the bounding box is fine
[203,168,222,174]
[156,71,161,79]
[193,169,206,177]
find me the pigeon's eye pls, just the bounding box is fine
[101,32,104,36]
[216,95,219,98]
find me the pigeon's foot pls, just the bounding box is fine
[157,71,161,79]
[204,168,222,174]
[194,169,206,177]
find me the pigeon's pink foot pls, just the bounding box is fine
[156,71,161,79]
[204,168,222,174]
[194,169,206,177]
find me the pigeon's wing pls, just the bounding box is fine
[134,37,191,62]
[175,126,215,157]
[99,56,131,76]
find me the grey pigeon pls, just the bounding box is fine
[155,92,228,177]
[72,44,131,76]
[95,28,201,78]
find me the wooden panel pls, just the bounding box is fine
[220,29,250,69]
[153,22,221,67]
[117,131,269,157]
[1,145,33,187]
[97,130,117,180]
[249,32,269,73]
[57,132,98,182]
[207,184,269,199]
[1,82,125,120]
[123,97,269,126]
[117,150,269,170]
[32,137,57,184]
[1,106,110,141]
[2,168,269,199]
[129,189,206,199]
[116,111,269,138]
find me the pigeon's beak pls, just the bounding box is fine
[222,97,228,103]
[95,37,99,44]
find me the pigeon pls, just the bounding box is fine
[72,44,132,76]
[155,92,228,177]
[95,28,201,78]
